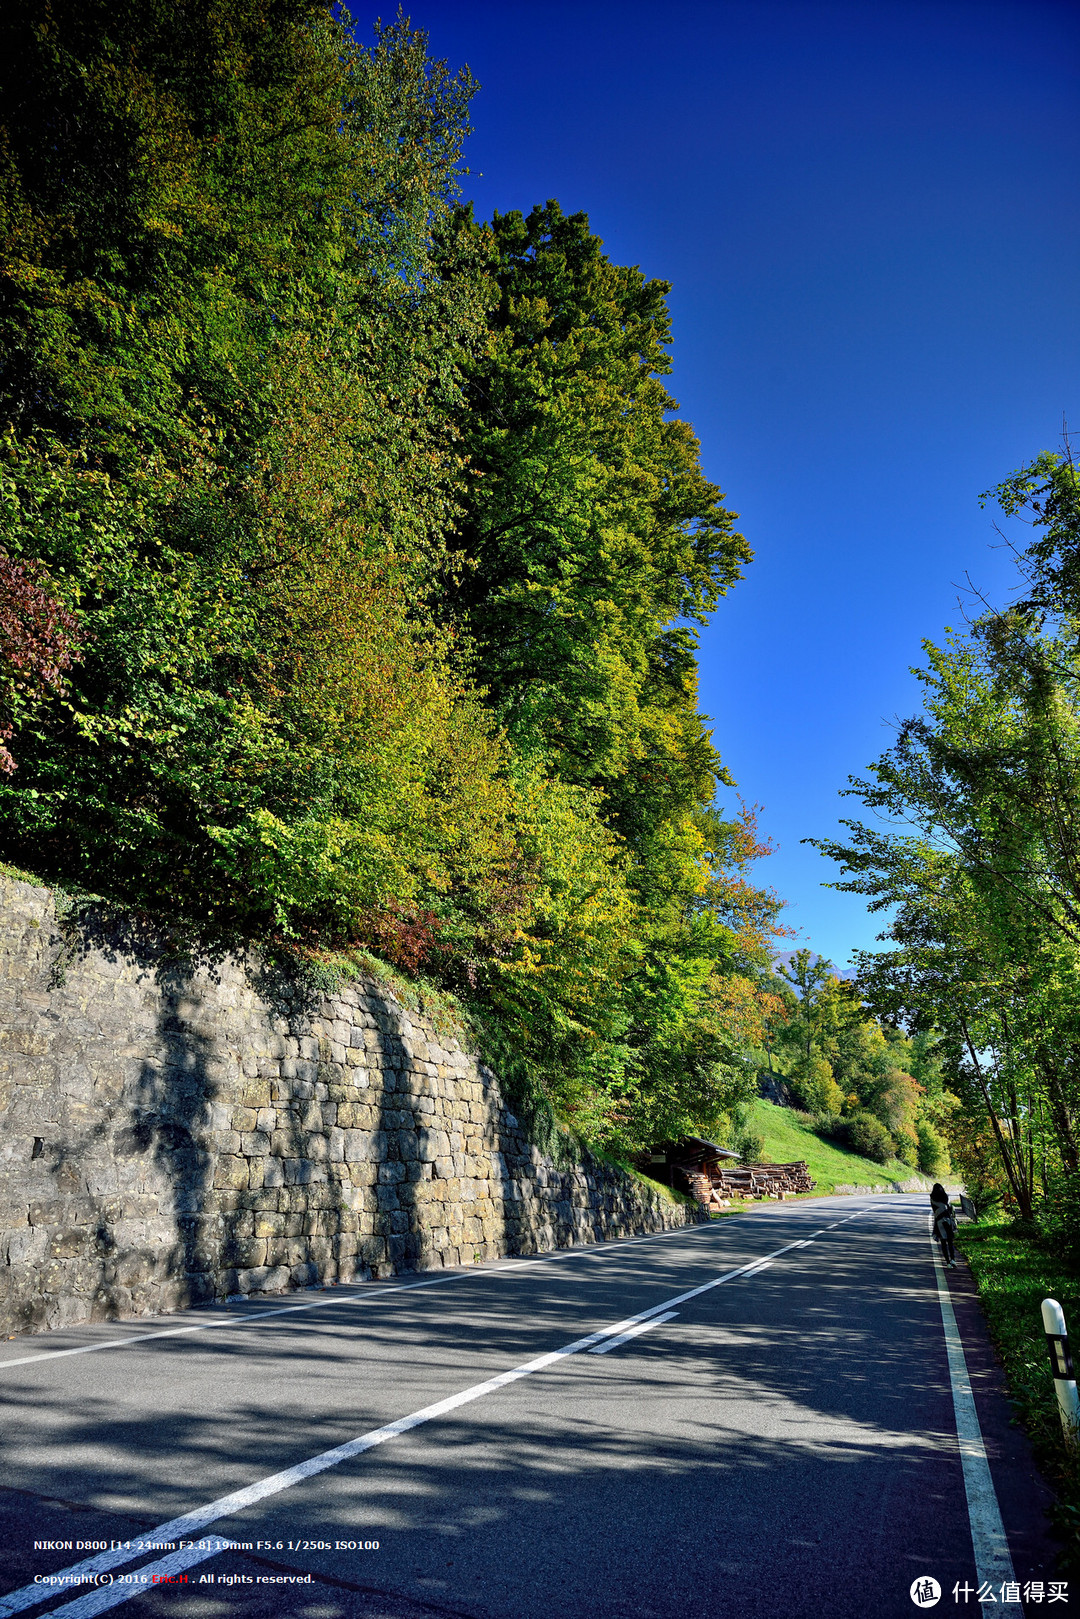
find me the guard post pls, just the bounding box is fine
[1041,1297,1080,1448]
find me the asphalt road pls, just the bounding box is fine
[0,1196,1064,1619]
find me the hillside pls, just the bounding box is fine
[747,1099,930,1195]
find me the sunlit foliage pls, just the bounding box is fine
[0,2,784,1150]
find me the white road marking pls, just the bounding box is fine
[0,1224,848,1618]
[931,1235,1022,1619]
[0,1278,459,1371]
[586,1311,679,1354]
[0,1225,733,1372]
[0,1207,861,1373]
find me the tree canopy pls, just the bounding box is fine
[815,447,1080,1239]
[0,0,785,1153]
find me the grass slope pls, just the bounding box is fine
[747,1099,922,1195]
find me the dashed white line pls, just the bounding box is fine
[586,1311,680,1354]
[0,1209,863,1374]
[0,1221,858,1618]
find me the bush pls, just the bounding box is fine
[844,1110,895,1164]
[735,1131,766,1164]
[956,1221,1080,1574]
[893,1129,919,1167]
[789,1054,844,1115]
[916,1119,947,1178]
[1035,1170,1080,1264]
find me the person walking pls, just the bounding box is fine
[930,1182,958,1267]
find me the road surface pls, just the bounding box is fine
[0,1195,1063,1618]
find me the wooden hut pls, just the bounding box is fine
[638,1136,814,1208]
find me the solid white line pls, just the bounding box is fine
[586,1311,679,1354]
[0,1206,854,1373]
[0,1226,844,1618]
[0,1280,459,1371]
[0,1225,724,1372]
[931,1238,1022,1619]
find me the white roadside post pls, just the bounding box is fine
[1041,1297,1080,1448]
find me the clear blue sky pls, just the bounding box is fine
[352,0,1079,969]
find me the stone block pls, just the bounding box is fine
[344,1130,376,1163]
[239,1264,290,1294]
[227,1237,267,1268]
[115,1250,156,1287]
[209,1130,242,1156]
[91,1283,133,1321]
[214,1156,249,1190]
[284,1159,326,1186]
[5,1227,47,1265]
[47,1228,88,1260]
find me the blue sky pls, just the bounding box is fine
[353,0,1079,968]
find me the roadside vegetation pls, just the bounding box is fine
[0,0,787,1157]
[741,1099,921,1194]
[956,1214,1080,1571]
[738,949,955,1178]
[814,446,1080,1248]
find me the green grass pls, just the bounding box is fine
[746,1098,926,1195]
[0,861,50,888]
[956,1219,1080,1572]
[595,1152,700,1210]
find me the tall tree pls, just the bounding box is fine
[0,0,505,941]
[448,201,748,789]
[815,447,1080,1217]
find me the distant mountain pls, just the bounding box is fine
[771,950,856,982]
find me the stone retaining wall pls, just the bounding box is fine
[0,876,701,1336]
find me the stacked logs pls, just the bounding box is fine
[681,1159,814,1209]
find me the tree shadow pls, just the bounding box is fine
[3,885,694,1340]
[0,1227,988,1619]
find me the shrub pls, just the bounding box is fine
[916,1119,947,1178]
[1035,1170,1080,1264]
[790,1054,844,1115]
[844,1110,895,1164]
[893,1129,919,1167]
[735,1131,766,1164]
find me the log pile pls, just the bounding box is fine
[679,1158,814,1208]
[635,1135,815,1209]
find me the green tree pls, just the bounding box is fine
[448,201,749,788]
[815,447,1080,1219]
[0,6,785,1153]
[443,200,780,1148]
[0,1,503,942]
